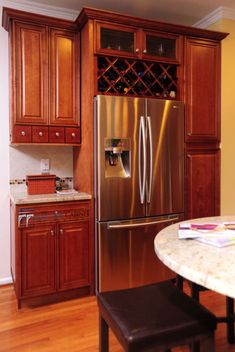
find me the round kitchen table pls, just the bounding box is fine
[154,216,235,299]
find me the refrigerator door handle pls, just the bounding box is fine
[146,115,153,203]
[139,116,146,204]
[107,216,179,229]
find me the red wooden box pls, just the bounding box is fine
[26,175,56,195]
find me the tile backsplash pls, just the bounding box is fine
[10,145,74,192]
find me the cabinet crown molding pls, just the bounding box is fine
[2,6,77,31]
[76,7,229,41]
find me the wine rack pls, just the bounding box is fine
[97,56,178,98]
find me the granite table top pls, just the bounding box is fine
[154,216,235,299]
[10,191,92,205]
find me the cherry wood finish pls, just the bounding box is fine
[65,127,81,144]
[49,126,65,143]
[21,225,56,297]
[58,222,89,291]
[3,7,80,145]
[12,125,31,143]
[50,28,80,126]
[13,21,48,125]
[32,126,49,143]
[185,149,220,219]
[185,37,221,142]
[11,200,94,308]
[95,21,182,63]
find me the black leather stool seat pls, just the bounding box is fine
[97,280,217,351]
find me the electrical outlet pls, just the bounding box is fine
[40,159,50,174]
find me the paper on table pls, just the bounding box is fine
[196,236,235,248]
[178,223,235,239]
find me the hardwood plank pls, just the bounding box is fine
[0,284,234,351]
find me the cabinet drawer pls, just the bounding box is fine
[49,126,65,143]
[65,127,80,144]
[32,126,49,143]
[13,125,32,143]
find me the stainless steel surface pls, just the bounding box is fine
[95,95,185,292]
[98,215,183,292]
[146,115,153,204]
[96,95,145,221]
[146,99,184,216]
[138,116,146,204]
[107,216,179,229]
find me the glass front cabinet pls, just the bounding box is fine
[95,21,182,63]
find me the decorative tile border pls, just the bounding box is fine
[10,177,73,185]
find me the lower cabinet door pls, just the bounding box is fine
[185,149,220,219]
[58,221,90,290]
[21,225,56,297]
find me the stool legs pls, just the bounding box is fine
[99,315,109,352]
[226,296,235,344]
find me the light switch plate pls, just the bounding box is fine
[40,159,50,173]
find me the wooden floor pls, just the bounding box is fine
[0,285,235,351]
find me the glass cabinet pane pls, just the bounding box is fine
[100,28,134,53]
[146,35,176,59]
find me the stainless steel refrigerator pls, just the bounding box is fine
[94,95,184,292]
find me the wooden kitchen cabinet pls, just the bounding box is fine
[185,37,221,142]
[13,21,49,125]
[11,200,94,308]
[21,224,56,297]
[185,149,220,219]
[95,21,182,63]
[58,222,89,291]
[3,8,80,145]
[50,28,80,126]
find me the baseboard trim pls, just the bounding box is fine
[0,276,13,285]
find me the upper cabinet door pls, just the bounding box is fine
[185,38,220,142]
[13,21,49,125]
[142,31,182,63]
[50,29,80,126]
[95,21,141,58]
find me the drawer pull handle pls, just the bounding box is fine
[55,132,60,137]
[39,131,43,137]
[143,49,147,54]
[71,132,76,138]
[60,229,63,235]
[21,131,26,136]
[51,230,54,236]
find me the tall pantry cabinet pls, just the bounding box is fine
[75,8,228,220]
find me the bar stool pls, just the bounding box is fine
[177,275,235,344]
[97,280,217,351]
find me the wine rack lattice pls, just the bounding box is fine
[97,56,178,99]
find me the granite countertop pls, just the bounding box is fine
[10,191,92,205]
[154,216,235,299]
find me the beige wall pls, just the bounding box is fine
[208,19,235,215]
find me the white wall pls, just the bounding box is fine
[0,4,11,284]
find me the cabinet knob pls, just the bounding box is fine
[51,230,54,236]
[60,229,63,235]
[21,131,26,136]
[187,132,192,136]
[71,132,76,138]
[135,48,140,53]
[143,49,147,54]
[39,131,43,137]
[55,132,60,137]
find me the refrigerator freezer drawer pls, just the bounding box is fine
[97,214,183,292]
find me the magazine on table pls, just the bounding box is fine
[178,222,235,247]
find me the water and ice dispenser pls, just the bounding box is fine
[105,138,130,178]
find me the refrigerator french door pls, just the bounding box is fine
[95,95,184,292]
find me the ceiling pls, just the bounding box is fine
[16,0,235,26]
